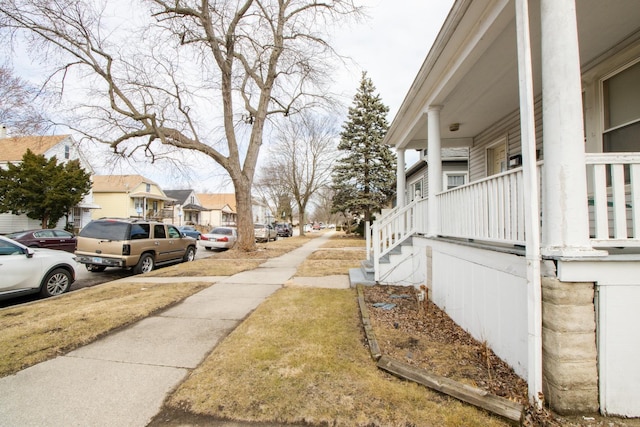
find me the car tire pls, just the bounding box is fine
[39,268,72,297]
[134,253,155,274]
[204,246,212,251]
[86,264,107,272]
[184,246,196,262]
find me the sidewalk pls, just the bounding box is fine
[0,232,344,427]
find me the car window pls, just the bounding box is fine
[0,240,23,256]
[211,227,231,235]
[154,224,167,239]
[53,230,73,238]
[80,221,131,240]
[129,224,150,240]
[35,230,55,238]
[167,225,181,238]
[254,224,265,229]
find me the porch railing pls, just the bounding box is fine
[437,166,535,246]
[366,155,640,281]
[586,153,640,247]
[369,198,428,279]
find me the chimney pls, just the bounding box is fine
[0,124,6,139]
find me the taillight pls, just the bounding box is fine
[201,235,209,241]
[122,244,131,255]
[217,236,229,242]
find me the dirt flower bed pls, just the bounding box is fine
[363,285,529,404]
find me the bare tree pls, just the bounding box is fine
[254,164,294,224]
[258,112,337,235]
[0,65,50,135]
[0,0,360,250]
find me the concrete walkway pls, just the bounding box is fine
[0,232,344,427]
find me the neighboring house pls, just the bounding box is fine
[164,190,209,226]
[197,193,238,228]
[365,0,640,418]
[91,175,175,221]
[405,148,469,203]
[0,128,98,234]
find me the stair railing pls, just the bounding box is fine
[368,198,428,281]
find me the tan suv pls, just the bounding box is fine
[75,218,197,274]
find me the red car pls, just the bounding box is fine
[5,229,77,253]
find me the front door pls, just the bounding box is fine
[487,139,507,175]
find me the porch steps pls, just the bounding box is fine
[348,260,375,287]
[378,237,425,286]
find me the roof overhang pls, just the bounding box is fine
[385,0,640,151]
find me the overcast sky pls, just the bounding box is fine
[8,1,455,191]
[333,1,454,120]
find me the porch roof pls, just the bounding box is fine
[386,0,640,150]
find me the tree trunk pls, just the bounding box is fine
[298,211,305,236]
[234,178,256,251]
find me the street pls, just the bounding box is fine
[0,245,212,309]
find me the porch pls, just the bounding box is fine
[369,153,640,280]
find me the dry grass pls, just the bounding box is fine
[166,287,510,427]
[0,281,209,377]
[145,257,263,277]
[296,247,365,276]
[322,233,366,248]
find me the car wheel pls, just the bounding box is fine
[39,268,72,297]
[134,253,155,274]
[86,264,107,273]
[184,246,196,262]
[204,246,212,251]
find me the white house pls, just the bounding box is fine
[164,190,209,226]
[0,129,98,233]
[366,0,640,417]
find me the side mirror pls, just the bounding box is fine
[26,247,35,259]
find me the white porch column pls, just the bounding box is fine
[515,0,542,407]
[540,0,595,256]
[396,148,406,208]
[427,106,442,237]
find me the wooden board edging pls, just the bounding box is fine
[377,355,524,423]
[356,284,382,360]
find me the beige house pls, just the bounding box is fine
[197,193,237,228]
[91,175,175,221]
[0,129,97,233]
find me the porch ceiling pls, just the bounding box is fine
[390,0,640,151]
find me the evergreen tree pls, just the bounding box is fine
[332,72,396,224]
[0,149,92,228]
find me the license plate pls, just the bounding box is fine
[92,257,102,263]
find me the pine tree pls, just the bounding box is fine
[332,72,396,225]
[0,149,92,228]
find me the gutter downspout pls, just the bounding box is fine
[515,0,543,407]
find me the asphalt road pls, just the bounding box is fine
[0,245,213,309]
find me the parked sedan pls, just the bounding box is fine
[6,229,76,253]
[0,235,76,301]
[254,223,278,242]
[177,225,202,240]
[200,227,238,250]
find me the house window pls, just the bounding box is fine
[64,145,70,159]
[602,60,640,153]
[410,180,423,200]
[444,172,467,190]
[146,183,151,192]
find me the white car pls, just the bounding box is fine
[200,227,238,250]
[0,235,76,301]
